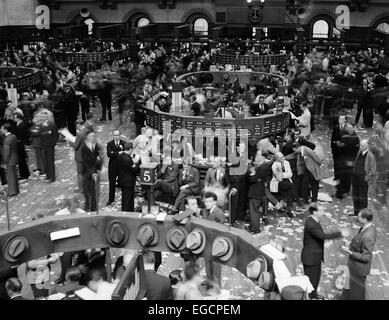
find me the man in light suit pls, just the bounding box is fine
[301,205,344,300]
[351,139,376,216]
[297,102,311,138]
[1,123,19,196]
[341,209,376,300]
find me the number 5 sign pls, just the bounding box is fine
[140,163,158,186]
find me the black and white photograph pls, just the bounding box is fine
[1,0,389,305]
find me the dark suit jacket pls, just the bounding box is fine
[339,134,359,163]
[72,125,93,162]
[2,133,18,166]
[203,206,226,224]
[301,216,342,266]
[39,122,58,149]
[144,270,172,300]
[158,163,180,196]
[348,224,376,277]
[81,143,104,178]
[247,161,273,200]
[107,139,126,169]
[331,125,346,156]
[116,153,140,187]
[14,121,29,146]
[178,166,200,194]
[251,103,270,116]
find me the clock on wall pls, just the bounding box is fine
[248,7,264,25]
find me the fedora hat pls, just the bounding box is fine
[166,226,188,252]
[2,235,29,263]
[186,228,206,255]
[246,256,268,280]
[136,224,159,247]
[105,221,129,247]
[257,272,275,291]
[212,236,234,262]
[281,285,306,300]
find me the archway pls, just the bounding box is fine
[312,19,330,39]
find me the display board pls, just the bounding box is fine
[212,53,287,67]
[52,48,132,63]
[0,67,40,91]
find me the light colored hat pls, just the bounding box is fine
[186,228,206,255]
[166,226,188,252]
[212,236,234,262]
[136,224,159,247]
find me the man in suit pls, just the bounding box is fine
[153,156,179,204]
[5,278,29,300]
[69,113,95,193]
[297,102,312,138]
[336,123,360,199]
[143,251,173,300]
[13,113,30,180]
[203,192,225,286]
[172,158,201,212]
[331,115,347,182]
[251,95,270,116]
[292,142,323,203]
[116,141,140,212]
[39,118,58,183]
[98,74,113,121]
[50,267,85,299]
[301,204,343,300]
[355,78,374,128]
[1,123,19,196]
[106,130,126,206]
[81,130,104,212]
[341,209,376,300]
[227,141,248,223]
[247,150,273,233]
[351,139,376,216]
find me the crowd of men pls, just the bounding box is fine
[0,40,388,300]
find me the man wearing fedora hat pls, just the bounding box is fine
[301,204,345,300]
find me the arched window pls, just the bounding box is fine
[193,18,209,36]
[137,17,150,27]
[376,22,389,33]
[312,20,329,39]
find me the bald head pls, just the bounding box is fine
[275,152,284,162]
[360,139,369,152]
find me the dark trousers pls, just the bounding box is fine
[83,176,98,212]
[154,180,174,203]
[6,166,19,195]
[332,154,341,181]
[121,185,135,212]
[302,170,319,202]
[352,174,368,215]
[249,197,267,233]
[0,167,7,185]
[35,147,45,171]
[66,114,77,136]
[278,179,294,208]
[76,161,83,192]
[355,96,373,127]
[99,95,112,120]
[42,147,55,181]
[292,174,304,200]
[230,174,248,222]
[303,263,321,293]
[174,189,198,210]
[18,146,30,179]
[108,168,119,203]
[205,259,222,287]
[80,99,90,122]
[337,162,353,195]
[349,271,366,300]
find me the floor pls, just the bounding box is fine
[1,104,388,300]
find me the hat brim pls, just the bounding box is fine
[136,223,159,247]
[212,236,234,262]
[166,226,188,252]
[186,228,207,255]
[255,256,268,274]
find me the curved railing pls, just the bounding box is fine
[0,213,282,291]
[0,67,41,90]
[52,48,132,63]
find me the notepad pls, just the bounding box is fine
[260,243,286,261]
